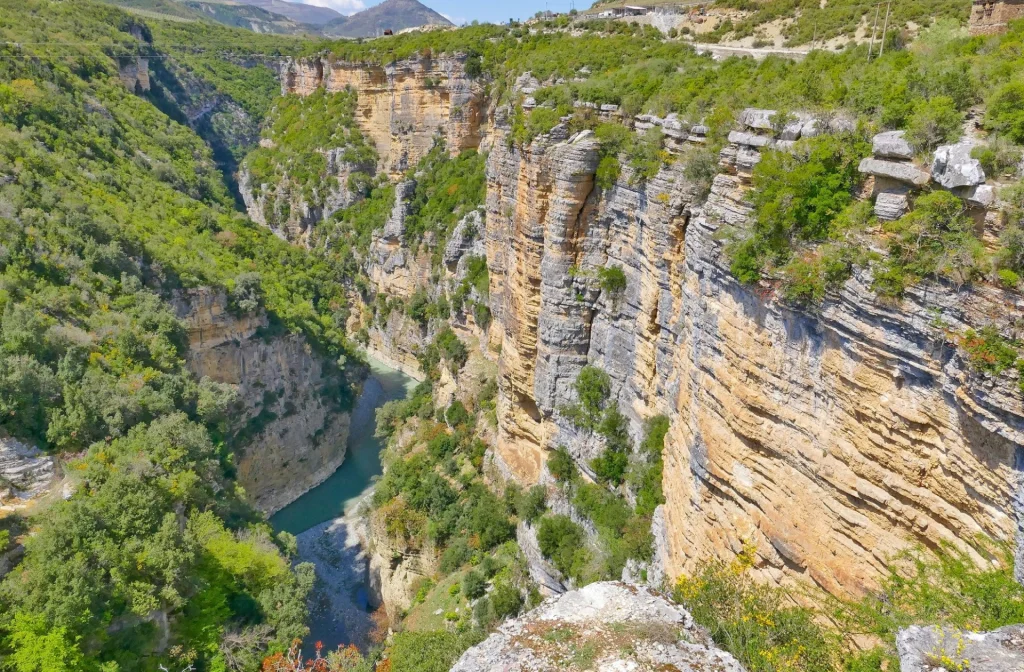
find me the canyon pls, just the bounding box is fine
[269,51,1024,605]
[173,287,352,515]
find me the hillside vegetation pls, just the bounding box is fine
[0,2,361,669]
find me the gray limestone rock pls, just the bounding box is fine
[780,118,805,142]
[0,436,54,505]
[0,436,54,504]
[932,142,986,189]
[516,521,567,596]
[897,625,1024,672]
[450,582,746,672]
[728,131,773,148]
[740,108,776,130]
[859,158,932,186]
[515,72,541,95]
[875,189,911,221]
[443,210,483,267]
[969,184,997,209]
[801,118,821,138]
[873,130,914,160]
[381,180,416,241]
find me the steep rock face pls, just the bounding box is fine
[367,507,438,619]
[174,288,351,515]
[239,152,371,247]
[280,54,487,177]
[484,106,1024,598]
[450,581,745,672]
[0,436,56,514]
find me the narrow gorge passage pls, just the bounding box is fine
[270,357,418,652]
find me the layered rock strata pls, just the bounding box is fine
[0,436,56,513]
[482,104,1024,598]
[263,51,1024,599]
[174,288,351,515]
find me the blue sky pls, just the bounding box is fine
[304,0,580,25]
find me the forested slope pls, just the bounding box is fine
[0,2,360,669]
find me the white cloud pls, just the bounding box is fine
[441,13,467,25]
[301,0,366,16]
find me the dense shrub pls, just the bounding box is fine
[598,265,628,294]
[537,515,589,582]
[876,190,984,297]
[561,365,611,429]
[905,96,962,153]
[986,81,1024,144]
[547,446,579,483]
[388,630,484,672]
[673,545,838,672]
[728,134,870,285]
[632,415,669,517]
[462,570,487,599]
[490,582,524,619]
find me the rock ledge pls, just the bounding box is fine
[450,582,745,672]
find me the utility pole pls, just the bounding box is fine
[867,2,880,60]
[878,0,892,57]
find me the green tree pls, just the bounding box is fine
[906,96,962,153]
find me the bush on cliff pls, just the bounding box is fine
[728,133,871,286]
[875,190,984,297]
[675,540,1024,672]
[537,514,590,582]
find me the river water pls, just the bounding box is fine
[269,356,418,651]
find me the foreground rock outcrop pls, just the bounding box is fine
[898,624,1024,672]
[174,288,351,514]
[450,581,745,672]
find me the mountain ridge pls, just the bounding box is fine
[322,0,453,38]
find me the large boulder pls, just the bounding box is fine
[873,130,914,160]
[450,582,746,672]
[932,142,987,189]
[859,158,932,187]
[728,131,773,148]
[897,625,1024,672]
[740,108,776,131]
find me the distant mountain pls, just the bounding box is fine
[230,0,343,26]
[183,0,314,33]
[103,0,316,33]
[321,0,452,38]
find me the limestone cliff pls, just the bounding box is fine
[174,288,351,515]
[251,52,1024,600]
[280,54,487,177]
[482,105,1024,600]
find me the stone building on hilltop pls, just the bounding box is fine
[970,0,1024,35]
